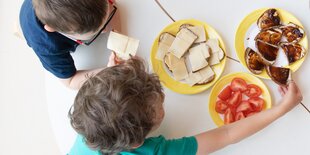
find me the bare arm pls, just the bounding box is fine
[195,81,302,155]
[60,52,120,90]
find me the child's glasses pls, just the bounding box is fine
[68,5,118,46]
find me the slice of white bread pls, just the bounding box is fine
[164,53,188,81]
[169,28,198,58]
[206,39,225,65]
[181,24,206,43]
[107,31,139,60]
[156,33,175,61]
[197,66,215,84]
[188,44,209,72]
[185,66,215,86]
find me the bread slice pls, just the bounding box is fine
[197,66,215,85]
[156,33,175,61]
[169,28,198,58]
[107,31,139,60]
[164,53,188,81]
[180,24,206,43]
[188,44,209,72]
[185,72,203,86]
[266,66,291,86]
[206,39,224,66]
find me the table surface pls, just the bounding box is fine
[45,0,310,154]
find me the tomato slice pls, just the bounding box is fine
[218,86,232,101]
[236,101,253,113]
[244,84,262,98]
[235,112,245,121]
[246,112,258,117]
[227,91,242,107]
[248,97,265,112]
[224,108,235,125]
[215,100,228,114]
[231,78,248,92]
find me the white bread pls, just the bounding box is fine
[156,33,175,61]
[169,28,198,58]
[188,44,209,72]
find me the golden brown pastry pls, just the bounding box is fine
[280,43,306,64]
[280,23,305,43]
[257,9,281,30]
[245,48,265,74]
[266,66,291,86]
[255,28,282,46]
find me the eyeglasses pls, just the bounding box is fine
[72,5,117,46]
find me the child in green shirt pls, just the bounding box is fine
[68,58,302,155]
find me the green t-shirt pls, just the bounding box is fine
[69,135,197,155]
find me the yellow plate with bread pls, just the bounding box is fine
[151,19,227,94]
[235,8,308,79]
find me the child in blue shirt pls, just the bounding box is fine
[68,58,302,155]
[20,0,117,89]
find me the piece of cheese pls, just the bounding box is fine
[218,48,225,61]
[171,60,188,81]
[185,72,203,86]
[197,66,215,84]
[164,52,184,70]
[189,44,209,72]
[208,51,220,66]
[187,25,206,43]
[107,31,139,60]
[156,33,175,61]
[206,39,221,53]
[169,28,197,58]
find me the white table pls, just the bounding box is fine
[46,0,310,154]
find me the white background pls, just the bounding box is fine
[1,0,310,155]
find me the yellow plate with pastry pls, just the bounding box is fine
[151,19,227,94]
[235,8,308,79]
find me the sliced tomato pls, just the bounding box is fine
[235,112,245,121]
[224,108,235,125]
[227,91,242,107]
[215,100,228,114]
[248,97,265,112]
[236,101,253,113]
[231,78,248,92]
[246,112,258,117]
[244,84,262,98]
[218,86,232,101]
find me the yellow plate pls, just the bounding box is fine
[209,72,272,127]
[235,8,308,79]
[151,19,227,94]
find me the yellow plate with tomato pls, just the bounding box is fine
[235,8,308,79]
[151,19,227,94]
[209,72,272,127]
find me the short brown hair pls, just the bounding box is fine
[69,58,164,154]
[32,0,108,34]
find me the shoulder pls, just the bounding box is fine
[69,135,101,155]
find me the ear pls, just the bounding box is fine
[44,25,55,32]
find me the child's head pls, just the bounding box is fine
[69,58,165,154]
[33,0,110,40]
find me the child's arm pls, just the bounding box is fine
[61,52,120,89]
[195,81,302,155]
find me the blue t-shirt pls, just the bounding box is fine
[20,0,79,78]
[69,135,198,155]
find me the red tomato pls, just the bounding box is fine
[248,97,265,112]
[215,100,228,114]
[235,112,245,121]
[244,84,262,98]
[218,86,232,101]
[231,78,248,92]
[236,101,253,113]
[246,112,258,117]
[227,91,242,107]
[224,108,235,125]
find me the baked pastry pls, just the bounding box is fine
[280,42,306,64]
[280,22,305,43]
[245,48,265,74]
[266,66,291,86]
[257,8,281,30]
[255,40,279,65]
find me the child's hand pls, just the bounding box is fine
[107,52,122,67]
[278,81,303,112]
